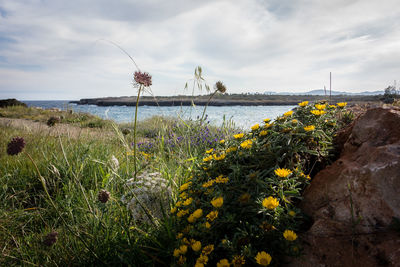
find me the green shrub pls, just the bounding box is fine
[170,101,349,266]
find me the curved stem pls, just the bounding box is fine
[201,90,217,122]
[133,86,142,180]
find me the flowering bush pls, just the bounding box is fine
[170,101,347,266]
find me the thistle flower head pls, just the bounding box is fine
[134,71,152,87]
[43,231,58,246]
[98,189,110,203]
[7,137,26,155]
[214,81,227,93]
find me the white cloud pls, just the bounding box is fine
[0,0,399,99]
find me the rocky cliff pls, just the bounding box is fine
[289,106,400,267]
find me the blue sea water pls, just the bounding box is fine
[22,100,295,129]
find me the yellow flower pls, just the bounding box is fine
[202,244,214,255]
[205,221,211,228]
[283,229,298,241]
[206,210,219,221]
[264,123,272,128]
[304,125,315,132]
[203,155,213,162]
[315,104,326,110]
[240,140,253,149]
[176,232,183,239]
[232,255,245,267]
[249,172,258,179]
[182,237,190,245]
[220,139,225,144]
[288,210,296,217]
[211,197,224,208]
[202,180,215,188]
[262,196,279,210]
[259,130,268,137]
[298,101,308,107]
[329,104,337,108]
[263,118,271,123]
[206,148,214,154]
[213,153,226,161]
[191,241,202,252]
[255,251,272,266]
[310,110,325,116]
[283,110,293,117]
[187,214,195,223]
[233,133,244,139]
[176,201,182,207]
[274,168,292,178]
[292,119,298,124]
[173,248,181,257]
[215,175,229,183]
[238,193,251,203]
[179,191,187,199]
[251,123,260,131]
[217,259,230,267]
[259,222,276,231]
[337,102,347,108]
[170,207,177,214]
[226,146,238,153]
[196,254,209,265]
[177,255,186,265]
[179,245,188,254]
[183,197,193,206]
[193,209,203,219]
[179,182,192,191]
[176,209,189,217]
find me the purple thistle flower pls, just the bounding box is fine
[134,71,152,87]
[7,137,26,155]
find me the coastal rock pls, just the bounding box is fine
[0,98,27,108]
[289,107,400,267]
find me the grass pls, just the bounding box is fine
[0,102,350,266]
[0,105,237,265]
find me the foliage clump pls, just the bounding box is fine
[170,101,349,266]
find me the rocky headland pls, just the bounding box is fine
[70,94,381,107]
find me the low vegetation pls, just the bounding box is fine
[0,100,352,266]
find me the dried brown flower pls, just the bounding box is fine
[7,137,26,155]
[98,189,110,203]
[214,81,227,93]
[43,231,58,246]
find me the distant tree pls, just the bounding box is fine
[382,85,397,104]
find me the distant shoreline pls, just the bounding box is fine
[70,94,382,107]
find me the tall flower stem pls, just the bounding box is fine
[133,85,142,180]
[201,90,218,122]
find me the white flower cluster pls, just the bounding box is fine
[109,155,119,171]
[122,172,171,223]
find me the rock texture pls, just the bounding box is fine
[289,107,400,267]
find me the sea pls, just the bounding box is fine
[22,100,296,130]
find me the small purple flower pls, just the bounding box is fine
[7,137,26,155]
[134,71,152,87]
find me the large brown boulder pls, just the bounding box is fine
[289,107,400,267]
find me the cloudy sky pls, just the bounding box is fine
[0,0,399,100]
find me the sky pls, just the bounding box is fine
[0,0,399,100]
